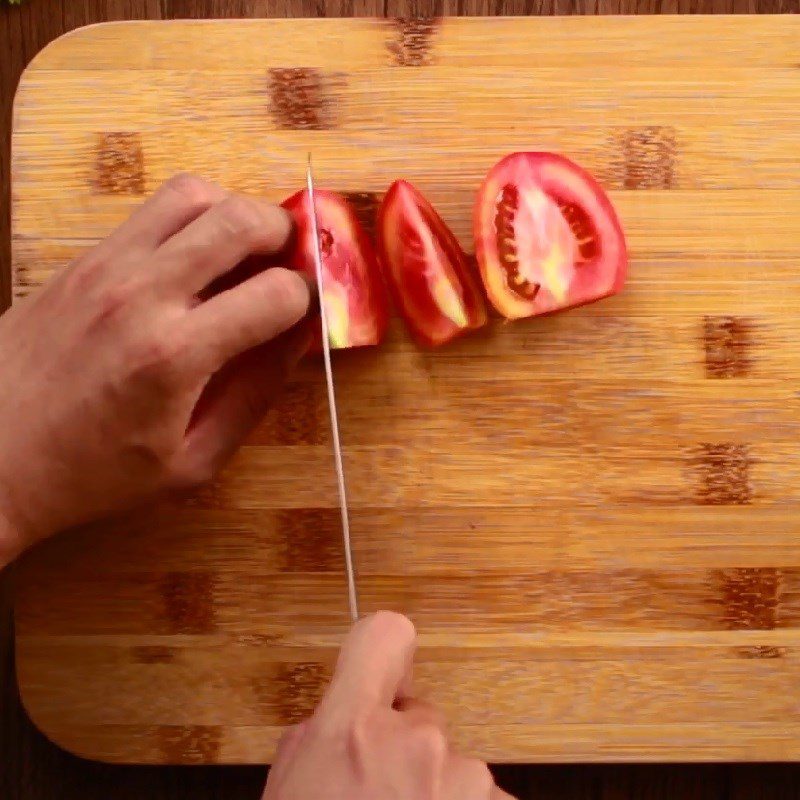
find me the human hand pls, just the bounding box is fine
[0,174,311,564]
[263,611,514,800]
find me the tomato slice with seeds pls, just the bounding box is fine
[474,152,627,320]
[377,180,487,347]
[282,189,388,349]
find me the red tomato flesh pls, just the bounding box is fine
[282,189,388,349]
[377,180,487,347]
[474,153,627,320]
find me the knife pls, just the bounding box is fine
[306,156,359,622]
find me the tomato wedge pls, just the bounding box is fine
[377,180,487,347]
[474,153,627,320]
[282,189,388,349]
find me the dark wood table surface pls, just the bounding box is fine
[2,1,800,798]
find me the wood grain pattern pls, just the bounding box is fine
[10,15,800,766]
[3,4,800,800]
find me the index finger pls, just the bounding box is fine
[105,174,228,254]
[155,194,293,296]
[319,611,416,717]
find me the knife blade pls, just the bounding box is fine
[305,156,359,622]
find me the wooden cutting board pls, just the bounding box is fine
[11,16,800,765]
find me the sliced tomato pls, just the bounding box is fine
[474,152,627,320]
[377,180,487,347]
[282,189,388,349]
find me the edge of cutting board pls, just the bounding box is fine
[13,13,800,765]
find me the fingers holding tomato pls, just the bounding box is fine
[282,189,389,349]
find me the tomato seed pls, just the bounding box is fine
[319,228,334,259]
[495,184,540,301]
[556,201,597,262]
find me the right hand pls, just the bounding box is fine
[262,611,515,800]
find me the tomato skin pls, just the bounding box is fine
[474,152,627,320]
[377,180,487,348]
[282,189,388,349]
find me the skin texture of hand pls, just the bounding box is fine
[263,612,515,800]
[0,174,311,566]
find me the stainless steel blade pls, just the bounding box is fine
[306,156,359,622]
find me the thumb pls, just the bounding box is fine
[182,320,312,473]
[318,612,416,719]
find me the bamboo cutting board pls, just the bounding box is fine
[11,16,800,765]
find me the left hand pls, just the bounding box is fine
[0,174,311,564]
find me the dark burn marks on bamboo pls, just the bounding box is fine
[736,645,786,659]
[12,264,35,299]
[13,264,34,289]
[257,383,325,446]
[252,663,331,725]
[267,68,342,130]
[276,508,343,572]
[157,725,222,763]
[713,568,781,631]
[236,633,283,647]
[178,478,230,509]
[159,571,216,634]
[703,316,754,378]
[610,126,677,189]
[94,132,145,194]
[273,663,331,725]
[689,443,752,506]
[387,18,441,66]
[131,645,176,665]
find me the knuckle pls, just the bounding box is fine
[127,332,186,385]
[65,248,106,290]
[98,283,132,314]
[125,439,175,478]
[339,709,381,769]
[165,173,215,208]
[219,195,270,241]
[131,337,170,372]
[413,722,448,767]
[168,455,215,490]
[121,426,185,479]
[85,280,138,329]
[344,709,370,749]
[54,264,97,309]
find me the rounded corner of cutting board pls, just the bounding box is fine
[15,653,109,765]
[14,20,140,114]
[22,20,134,72]
[11,13,800,767]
